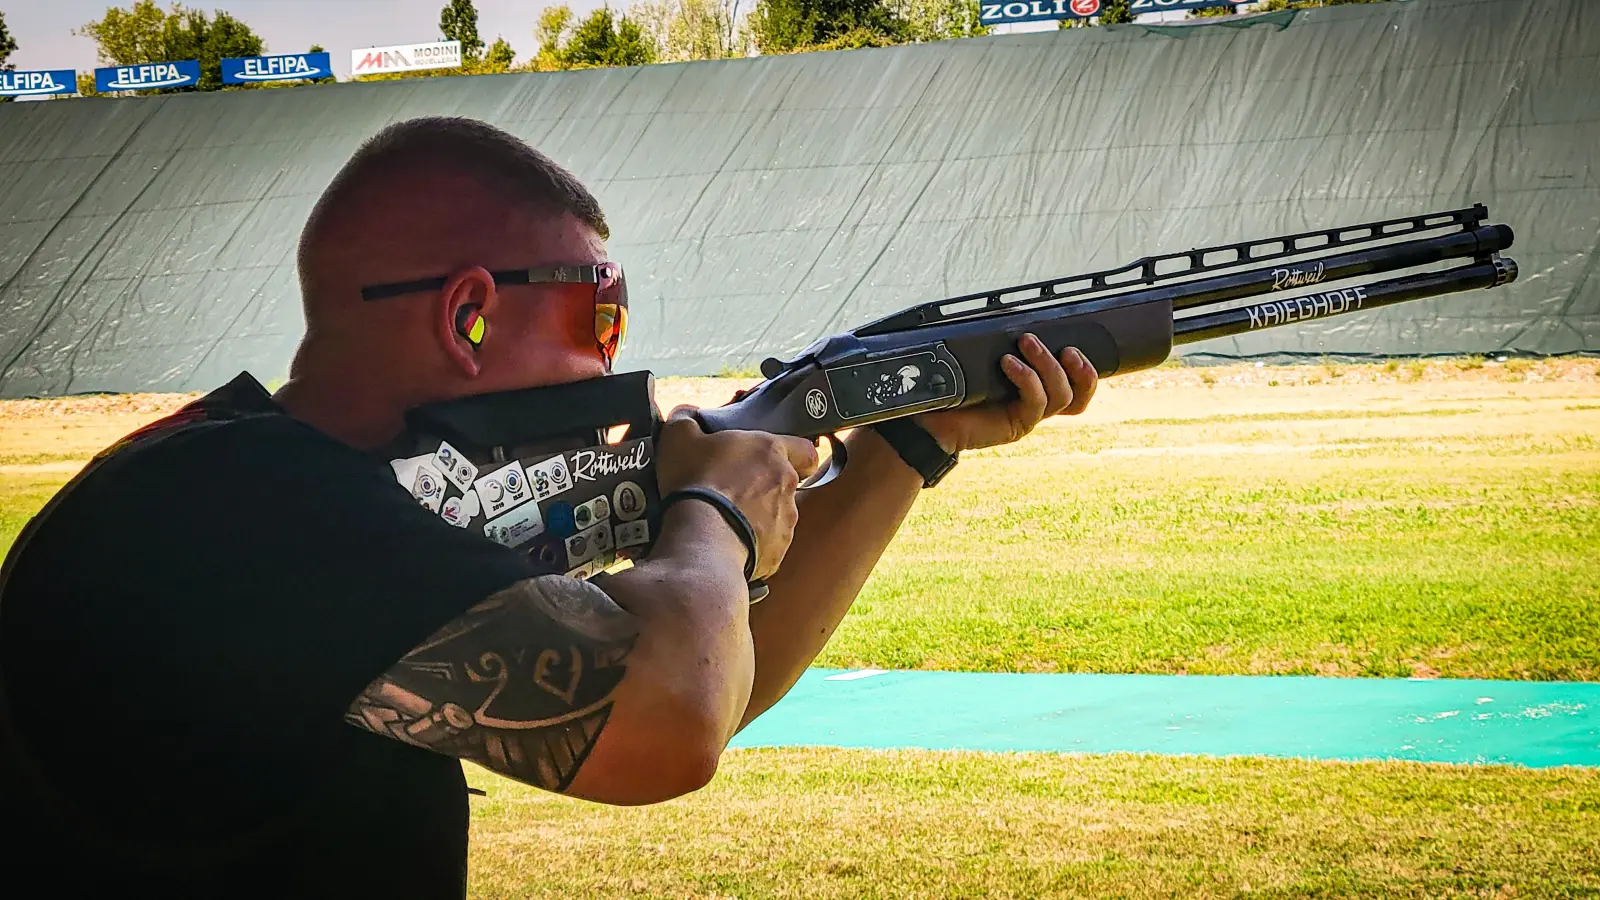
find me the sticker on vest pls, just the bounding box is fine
[474,460,532,517]
[484,501,544,548]
[525,454,574,502]
[409,462,446,512]
[613,481,646,522]
[389,453,431,489]
[433,441,478,492]
[441,489,481,528]
[615,519,650,549]
[573,494,611,531]
[565,521,614,568]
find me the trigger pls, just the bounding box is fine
[799,433,848,490]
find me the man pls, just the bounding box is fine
[0,116,1097,896]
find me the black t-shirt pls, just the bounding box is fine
[0,373,546,897]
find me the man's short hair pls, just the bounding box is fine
[298,116,609,268]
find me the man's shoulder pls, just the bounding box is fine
[73,374,392,504]
[96,372,341,465]
[6,373,388,569]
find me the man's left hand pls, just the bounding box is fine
[915,333,1099,454]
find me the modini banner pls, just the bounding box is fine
[979,0,1247,26]
[0,69,78,98]
[222,52,333,85]
[350,40,463,76]
[94,60,201,93]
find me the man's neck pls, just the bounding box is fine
[272,377,408,452]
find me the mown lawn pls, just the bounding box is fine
[465,748,1600,899]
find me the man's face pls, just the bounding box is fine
[470,212,616,395]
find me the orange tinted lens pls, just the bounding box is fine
[594,264,627,361]
[595,303,627,360]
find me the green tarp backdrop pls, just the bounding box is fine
[0,0,1595,396]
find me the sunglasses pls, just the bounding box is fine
[360,262,629,365]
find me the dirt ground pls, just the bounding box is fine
[2,357,1596,470]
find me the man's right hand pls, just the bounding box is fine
[655,408,821,579]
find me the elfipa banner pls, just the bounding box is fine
[979,0,1247,26]
[94,60,201,93]
[0,69,78,98]
[222,52,333,85]
[350,40,462,77]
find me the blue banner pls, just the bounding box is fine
[221,52,333,85]
[0,69,78,98]
[979,0,1245,25]
[94,59,201,93]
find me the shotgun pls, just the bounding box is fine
[399,204,1517,597]
[692,203,1517,488]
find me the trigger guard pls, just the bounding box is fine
[799,433,848,490]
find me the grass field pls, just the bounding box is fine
[3,357,1598,897]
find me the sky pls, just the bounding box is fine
[5,0,618,81]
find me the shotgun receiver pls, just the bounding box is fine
[692,204,1517,486]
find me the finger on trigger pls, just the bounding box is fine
[781,435,822,478]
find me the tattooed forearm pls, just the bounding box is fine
[345,574,639,792]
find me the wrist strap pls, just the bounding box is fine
[870,417,959,488]
[660,487,758,583]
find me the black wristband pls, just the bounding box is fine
[870,417,959,488]
[660,487,758,583]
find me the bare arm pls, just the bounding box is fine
[736,427,921,727]
[736,339,1099,728]
[348,500,757,804]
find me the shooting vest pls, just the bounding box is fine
[0,371,667,870]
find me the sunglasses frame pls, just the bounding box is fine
[359,263,629,364]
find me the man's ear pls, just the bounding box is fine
[437,266,498,377]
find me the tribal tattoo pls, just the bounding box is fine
[345,574,638,792]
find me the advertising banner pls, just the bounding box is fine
[94,60,201,93]
[350,40,463,77]
[0,69,78,98]
[222,52,333,85]
[979,0,1247,26]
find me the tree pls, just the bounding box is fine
[530,6,577,70]
[888,0,987,42]
[1188,1,1236,16]
[0,12,16,103]
[1097,0,1135,24]
[631,0,748,63]
[439,0,486,64]
[76,1,267,93]
[748,0,908,54]
[483,36,516,71]
[1262,0,1391,8]
[563,7,656,68]
[1,11,18,72]
[529,6,655,70]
